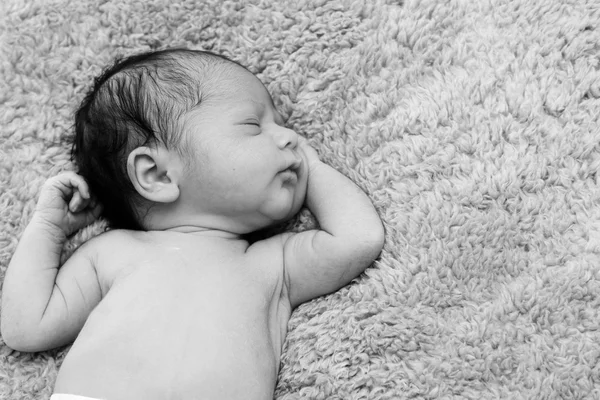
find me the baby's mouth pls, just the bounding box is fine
[279,168,298,185]
[277,152,303,184]
[288,155,303,172]
[279,158,302,183]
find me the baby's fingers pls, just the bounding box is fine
[87,199,103,222]
[298,136,320,163]
[61,172,91,199]
[43,172,91,201]
[68,191,85,213]
[69,192,101,214]
[79,197,103,225]
[51,173,91,213]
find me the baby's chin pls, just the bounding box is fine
[249,176,307,233]
[268,200,302,226]
[285,197,305,222]
[265,193,306,229]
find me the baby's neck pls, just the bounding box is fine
[141,226,251,255]
[163,225,243,240]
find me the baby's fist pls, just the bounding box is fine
[35,172,102,237]
[297,136,320,169]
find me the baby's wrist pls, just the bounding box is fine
[29,214,69,242]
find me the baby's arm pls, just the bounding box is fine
[1,172,103,352]
[283,139,385,308]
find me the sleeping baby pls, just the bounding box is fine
[1,48,384,400]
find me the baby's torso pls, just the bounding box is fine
[54,231,291,400]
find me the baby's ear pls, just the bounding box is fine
[127,146,181,203]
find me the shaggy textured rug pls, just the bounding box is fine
[1,0,600,398]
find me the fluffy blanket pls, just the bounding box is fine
[1,0,599,398]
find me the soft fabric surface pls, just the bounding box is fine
[1,0,600,398]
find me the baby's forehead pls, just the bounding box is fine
[224,99,283,122]
[204,67,275,106]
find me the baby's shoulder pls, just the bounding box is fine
[76,229,151,273]
[244,232,297,278]
[246,232,291,257]
[64,229,147,294]
[82,228,146,252]
[244,233,295,302]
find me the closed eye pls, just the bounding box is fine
[241,117,261,126]
[243,121,261,135]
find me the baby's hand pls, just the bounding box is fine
[297,136,321,170]
[34,172,102,237]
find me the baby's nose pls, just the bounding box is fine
[276,126,298,149]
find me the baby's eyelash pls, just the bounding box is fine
[242,121,261,135]
[245,122,260,126]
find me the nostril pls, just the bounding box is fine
[288,130,299,148]
[279,127,298,149]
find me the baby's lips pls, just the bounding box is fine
[289,155,303,171]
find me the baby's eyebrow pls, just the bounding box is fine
[233,99,284,123]
[224,100,260,115]
[264,96,286,124]
[250,100,266,114]
[231,100,265,116]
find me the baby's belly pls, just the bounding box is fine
[54,268,284,400]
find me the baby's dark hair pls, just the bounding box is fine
[72,48,243,230]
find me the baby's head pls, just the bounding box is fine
[73,49,306,233]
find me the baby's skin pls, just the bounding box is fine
[1,64,384,400]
